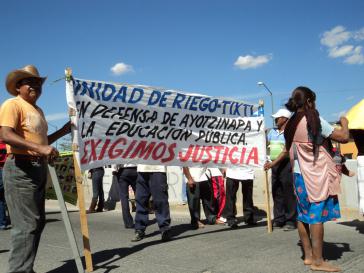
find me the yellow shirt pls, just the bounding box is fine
[0,96,48,155]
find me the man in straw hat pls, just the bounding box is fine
[0,65,71,273]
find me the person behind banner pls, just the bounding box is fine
[87,167,105,213]
[112,164,137,228]
[104,168,121,211]
[132,164,171,242]
[222,166,257,228]
[283,86,349,272]
[264,108,297,231]
[183,167,217,229]
[0,65,71,273]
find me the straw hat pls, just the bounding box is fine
[5,65,47,96]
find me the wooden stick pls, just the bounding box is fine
[264,170,273,233]
[65,68,93,272]
[73,153,94,272]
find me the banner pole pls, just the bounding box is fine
[73,150,93,272]
[264,170,273,233]
[66,68,94,272]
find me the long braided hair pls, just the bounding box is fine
[285,86,323,162]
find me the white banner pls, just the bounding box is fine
[66,78,266,171]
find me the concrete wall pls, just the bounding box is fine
[337,160,362,219]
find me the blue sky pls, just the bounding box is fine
[1,0,364,130]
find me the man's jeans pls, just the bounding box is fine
[3,156,47,273]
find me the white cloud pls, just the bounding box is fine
[320,25,351,47]
[45,112,69,122]
[321,25,364,65]
[234,54,272,69]
[328,45,354,58]
[354,27,364,41]
[344,46,364,64]
[110,62,133,75]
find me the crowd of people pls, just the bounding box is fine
[87,164,259,239]
[0,65,363,273]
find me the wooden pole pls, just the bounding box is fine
[73,149,93,272]
[264,170,273,233]
[65,68,93,272]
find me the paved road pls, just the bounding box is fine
[0,205,363,273]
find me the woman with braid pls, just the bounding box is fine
[273,87,349,272]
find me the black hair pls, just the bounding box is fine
[285,86,322,162]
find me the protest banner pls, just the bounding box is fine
[62,70,270,272]
[46,151,78,205]
[65,78,266,171]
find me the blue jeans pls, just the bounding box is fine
[0,167,7,227]
[3,156,47,273]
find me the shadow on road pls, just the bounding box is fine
[297,240,352,261]
[47,220,269,272]
[323,241,352,260]
[46,210,79,215]
[339,219,364,234]
[46,218,61,224]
